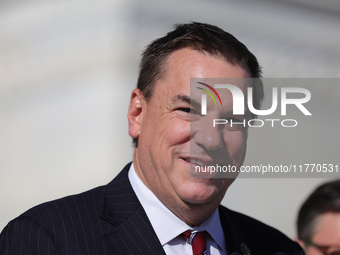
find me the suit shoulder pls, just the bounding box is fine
[1,165,133,254]
[220,205,286,236]
[0,185,109,254]
[0,215,62,254]
[219,206,304,254]
[3,163,132,237]
[21,185,106,223]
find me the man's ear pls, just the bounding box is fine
[128,89,145,139]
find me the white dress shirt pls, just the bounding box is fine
[128,163,227,255]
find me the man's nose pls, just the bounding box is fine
[192,116,223,151]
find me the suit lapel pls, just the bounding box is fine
[100,163,166,255]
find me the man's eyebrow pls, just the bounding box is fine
[172,94,201,108]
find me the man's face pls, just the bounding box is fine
[129,48,250,224]
[304,213,340,255]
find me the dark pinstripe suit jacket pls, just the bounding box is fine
[0,163,304,255]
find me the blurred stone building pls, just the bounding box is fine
[1,0,339,237]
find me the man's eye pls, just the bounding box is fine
[176,108,201,117]
[178,108,192,113]
[223,117,243,123]
[229,117,243,122]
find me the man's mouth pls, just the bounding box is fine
[182,158,212,166]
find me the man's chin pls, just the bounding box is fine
[178,184,221,206]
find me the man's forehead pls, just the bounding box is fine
[151,48,251,104]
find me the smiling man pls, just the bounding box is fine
[128,48,248,227]
[0,22,304,255]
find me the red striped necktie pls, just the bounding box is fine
[181,230,207,255]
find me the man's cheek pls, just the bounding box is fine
[172,126,190,143]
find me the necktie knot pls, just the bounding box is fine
[181,230,207,255]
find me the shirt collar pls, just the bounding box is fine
[128,163,226,252]
[196,208,226,252]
